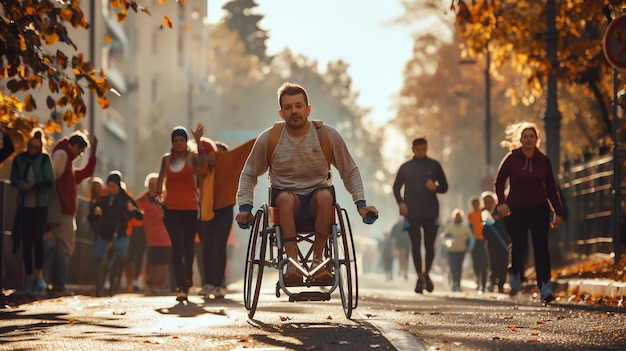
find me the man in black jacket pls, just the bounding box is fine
[393,137,448,293]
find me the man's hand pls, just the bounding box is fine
[358,206,378,219]
[425,178,437,192]
[551,214,562,229]
[236,211,254,229]
[90,135,98,155]
[398,202,408,217]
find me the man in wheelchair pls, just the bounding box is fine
[236,82,378,285]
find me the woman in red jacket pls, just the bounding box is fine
[494,122,563,303]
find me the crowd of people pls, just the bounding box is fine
[0,122,253,302]
[1,85,562,305]
[382,122,562,303]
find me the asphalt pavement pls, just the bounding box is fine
[1,264,625,351]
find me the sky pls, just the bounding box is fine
[207,0,415,127]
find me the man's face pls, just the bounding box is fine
[71,144,85,159]
[27,140,42,156]
[148,178,158,195]
[279,93,311,130]
[107,181,120,194]
[412,143,427,158]
[483,196,495,209]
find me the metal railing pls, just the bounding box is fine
[560,149,626,258]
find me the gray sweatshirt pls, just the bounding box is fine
[237,121,365,208]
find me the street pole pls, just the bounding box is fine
[612,69,621,267]
[88,0,95,134]
[485,44,492,174]
[543,0,562,174]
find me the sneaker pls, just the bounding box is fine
[487,281,495,293]
[311,260,334,285]
[424,274,434,293]
[34,276,47,292]
[198,284,214,296]
[509,272,521,297]
[176,288,188,302]
[213,286,226,298]
[25,281,35,297]
[540,281,555,304]
[415,277,424,294]
[283,265,303,284]
[48,285,74,297]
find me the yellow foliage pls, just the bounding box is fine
[163,16,173,29]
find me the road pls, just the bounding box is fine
[1,272,625,350]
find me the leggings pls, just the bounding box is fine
[21,207,47,275]
[503,202,551,289]
[199,206,233,287]
[406,217,438,274]
[163,209,198,290]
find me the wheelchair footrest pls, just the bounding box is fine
[288,291,331,302]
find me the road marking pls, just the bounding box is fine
[362,315,430,351]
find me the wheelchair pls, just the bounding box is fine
[243,201,358,319]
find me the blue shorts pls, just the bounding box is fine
[93,236,129,262]
[271,186,335,220]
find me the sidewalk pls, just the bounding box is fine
[358,252,626,310]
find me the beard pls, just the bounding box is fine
[286,114,306,129]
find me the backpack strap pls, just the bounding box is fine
[266,121,285,166]
[266,120,332,168]
[312,120,332,169]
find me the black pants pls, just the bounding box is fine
[199,206,233,287]
[471,240,488,289]
[406,217,438,274]
[163,209,198,290]
[504,202,551,289]
[448,251,465,287]
[486,241,508,288]
[21,207,47,275]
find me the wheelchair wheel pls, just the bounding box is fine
[97,243,116,297]
[335,205,358,319]
[243,204,269,319]
[107,251,124,296]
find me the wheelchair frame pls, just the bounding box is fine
[243,202,358,319]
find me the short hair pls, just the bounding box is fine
[480,191,497,202]
[68,131,89,149]
[141,172,157,188]
[469,195,481,206]
[215,141,229,151]
[277,82,308,108]
[412,137,427,147]
[451,208,464,220]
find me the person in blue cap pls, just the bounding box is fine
[155,123,211,302]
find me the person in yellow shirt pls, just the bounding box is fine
[441,209,475,292]
[197,139,254,299]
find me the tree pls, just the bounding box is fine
[452,0,623,139]
[0,0,154,149]
[222,0,269,62]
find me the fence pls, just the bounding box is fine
[560,149,626,258]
